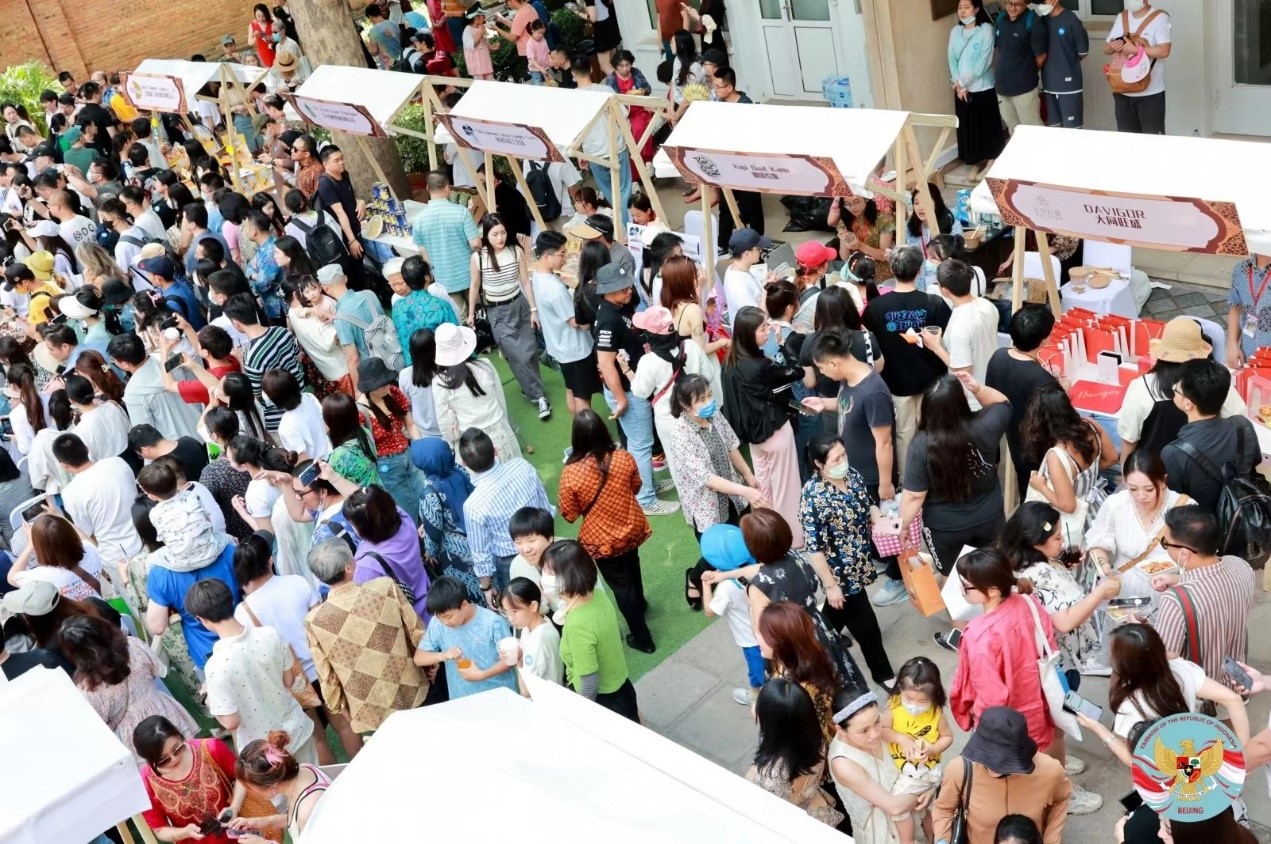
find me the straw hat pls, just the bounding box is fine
[434,323,478,367]
[1150,316,1212,363]
[274,52,298,72]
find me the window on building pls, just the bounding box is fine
[646,0,656,27]
[1089,0,1123,16]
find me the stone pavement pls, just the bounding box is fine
[634,576,1271,840]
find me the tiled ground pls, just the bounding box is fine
[1140,280,1231,321]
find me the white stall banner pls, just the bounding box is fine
[120,72,186,114]
[437,114,563,163]
[662,147,851,197]
[284,94,388,138]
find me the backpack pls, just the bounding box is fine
[119,232,188,284]
[335,294,405,371]
[394,46,422,74]
[524,161,562,222]
[95,222,119,253]
[1173,424,1271,569]
[291,205,348,268]
[1104,10,1165,94]
[995,9,1034,33]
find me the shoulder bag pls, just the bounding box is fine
[1171,584,1219,717]
[949,756,974,844]
[368,551,416,606]
[1105,10,1165,94]
[1022,593,1082,740]
[1024,446,1088,546]
[241,601,322,709]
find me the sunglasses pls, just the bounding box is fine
[156,741,188,768]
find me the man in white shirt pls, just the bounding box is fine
[48,190,95,250]
[722,228,773,326]
[927,258,1001,409]
[571,57,631,226]
[97,196,150,287]
[187,579,318,763]
[53,433,142,571]
[120,185,166,241]
[1103,1,1171,135]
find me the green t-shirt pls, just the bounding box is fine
[559,588,628,695]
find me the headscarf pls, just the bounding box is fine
[410,437,473,529]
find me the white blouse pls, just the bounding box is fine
[1084,487,1183,569]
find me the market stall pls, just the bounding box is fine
[975,124,1271,313]
[300,684,850,844]
[0,667,152,844]
[660,102,957,262]
[126,59,269,194]
[428,78,666,239]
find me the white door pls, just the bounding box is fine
[758,0,871,104]
[1214,0,1271,135]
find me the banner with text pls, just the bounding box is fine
[987,178,1248,255]
[437,115,563,163]
[283,94,388,138]
[120,73,186,114]
[662,147,851,197]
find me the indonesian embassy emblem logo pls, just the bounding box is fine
[1132,713,1245,821]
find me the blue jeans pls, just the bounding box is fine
[593,148,631,230]
[602,387,655,508]
[494,552,516,593]
[742,645,766,689]
[528,71,545,85]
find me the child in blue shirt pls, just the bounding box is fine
[414,576,517,698]
[699,524,765,707]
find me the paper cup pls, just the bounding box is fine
[498,637,520,666]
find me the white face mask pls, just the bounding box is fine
[1124,0,1146,10]
[1035,4,1054,14]
[903,702,931,716]
[959,14,977,24]
[824,462,849,481]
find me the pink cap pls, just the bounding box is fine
[632,306,675,335]
[795,240,838,267]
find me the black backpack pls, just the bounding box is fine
[1173,424,1271,569]
[525,162,561,222]
[292,205,348,268]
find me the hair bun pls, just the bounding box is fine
[266,730,291,750]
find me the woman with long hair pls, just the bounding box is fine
[231,730,331,841]
[33,227,80,277]
[72,349,126,404]
[1104,623,1248,743]
[355,357,424,521]
[559,409,654,653]
[666,29,705,128]
[431,323,519,461]
[343,484,431,622]
[948,0,1005,178]
[322,392,381,489]
[827,192,896,280]
[401,327,439,436]
[251,191,287,235]
[799,285,876,436]
[59,615,199,763]
[249,3,280,66]
[7,513,102,600]
[25,388,71,494]
[899,372,1012,575]
[723,306,805,545]
[998,500,1120,676]
[800,437,896,688]
[410,437,482,605]
[227,436,297,532]
[4,362,45,455]
[282,274,348,395]
[906,184,961,294]
[222,372,270,441]
[756,601,842,748]
[133,715,280,844]
[661,254,727,388]
[745,677,844,827]
[1021,383,1118,530]
[572,239,610,330]
[273,235,316,280]
[467,213,546,415]
[561,185,611,233]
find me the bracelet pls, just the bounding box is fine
[1103,733,1119,746]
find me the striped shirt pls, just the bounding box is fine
[412,200,480,293]
[1155,555,1255,691]
[244,326,308,431]
[477,247,523,303]
[463,458,554,578]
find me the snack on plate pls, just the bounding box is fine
[1258,404,1271,425]
[1105,606,1128,622]
[1137,560,1175,575]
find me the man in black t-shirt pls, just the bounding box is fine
[862,246,951,475]
[316,145,365,258]
[593,264,677,516]
[985,305,1059,500]
[128,424,211,481]
[74,81,115,156]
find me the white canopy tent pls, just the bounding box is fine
[429,79,666,236]
[301,684,850,844]
[132,59,267,111]
[661,102,956,258]
[974,125,1271,311]
[0,668,151,844]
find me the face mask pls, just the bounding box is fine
[696,400,718,420]
[1034,3,1053,13]
[541,572,558,600]
[903,702,931,716]
[824,462,849,480]
[1124,0,1145,10]
[959,15,977,24]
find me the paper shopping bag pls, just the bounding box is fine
[940,545,984,622]
[899,548,946,617]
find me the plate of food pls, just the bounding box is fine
[1135,559,1177,576]
[363,215,384,240]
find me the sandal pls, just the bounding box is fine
[684,567,702,611]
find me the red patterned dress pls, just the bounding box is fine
[141,738,282,843]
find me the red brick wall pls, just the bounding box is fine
[1,0,259,78]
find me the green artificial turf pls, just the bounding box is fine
[485,353,711,682]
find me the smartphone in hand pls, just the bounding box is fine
[1224,656,1253,691]
[1063,691,1103,722]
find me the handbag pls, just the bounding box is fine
[1172,584,1219,717]
[1105,10,1164,94]
[1024,446,1089,547]
[898,545,946,617]
[241,600,322,710]
[368,551,416,606]
[1022,592,1081,741]
[871,513,923,558]
[949,756,974,844]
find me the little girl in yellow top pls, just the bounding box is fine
[880,657,954,844]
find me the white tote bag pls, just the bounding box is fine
[941,545,984,623]
[1022,593,1081,742]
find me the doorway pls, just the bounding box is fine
[757,0,871,104]
[1214,0,1271,135]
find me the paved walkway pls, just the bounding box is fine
[635,576,1271,839]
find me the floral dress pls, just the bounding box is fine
[1019,560,1107,675]
[142,738,282,843]
[328,434,381,489]
[799,470,877,596]
[122,549,204,714]
[750,554,865,690]
[837,211,897,282]
[419,477,484,605]
[746,759,844,828]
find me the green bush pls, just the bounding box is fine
[551,8,587,55]
[393,103,431,175]
[0,62,59,134]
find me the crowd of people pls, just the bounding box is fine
[0,3,1268,843]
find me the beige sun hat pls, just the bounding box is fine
[1149,316,1212,363]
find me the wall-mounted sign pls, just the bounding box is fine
[283,94,388,138]
[120,72,186,114]
[436,114,562,163]
[662,147,851,197]
[987,178,1248,255]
